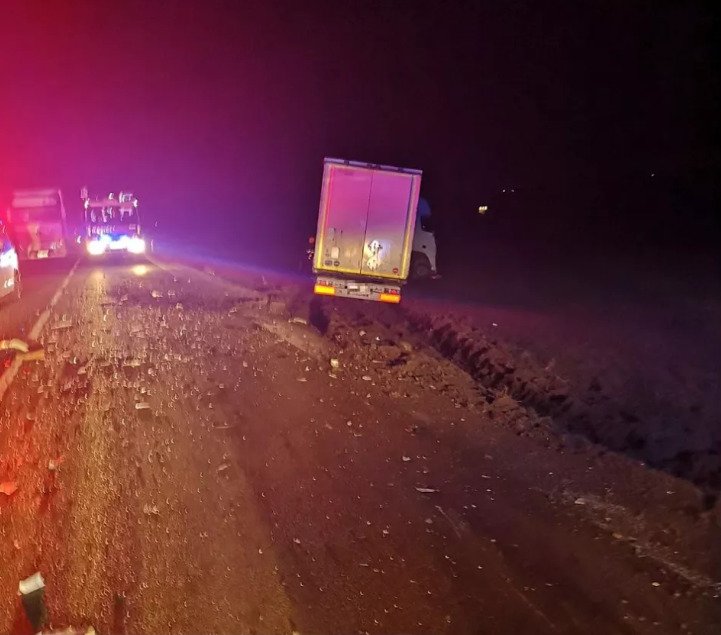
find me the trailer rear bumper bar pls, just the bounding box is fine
[314,276,401,303]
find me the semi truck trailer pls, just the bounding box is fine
[313,157,435,303]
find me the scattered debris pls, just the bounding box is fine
[330,358,340,369]
[19,572,46,632]
[0,338,29,353]
[143,504,160,516]
[151,290,164,298]
[402,456,412,462]
[415,487,439,494]
[362,375,372,381]
[0,481,19,496]
[217,463,230,473]
[135,402,151,410]
[20,348,45,362]
[51,319,73,331]
[289,317,308,325]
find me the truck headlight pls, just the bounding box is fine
[86,240,106,256]
[127,237,146,254]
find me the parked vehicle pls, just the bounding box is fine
[312,158,436,303]
[6,189,68,260]
[0,220,21,302]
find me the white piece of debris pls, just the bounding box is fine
[217,463,230,473]
[151,290,164,298]
[293,538,301,545]
[330,358,340,369]
[51,320,73,331]
[574,497,587,505]
[402,456,411,462]
[297,377,308,383]
[135,402,151,410]
[362,375,372,381]
[415,487,439,494]
[289,317,308,325]
[18,572,44,594]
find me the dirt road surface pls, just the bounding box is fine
[1,257,719,634]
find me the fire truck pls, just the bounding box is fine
[81,189,147,256]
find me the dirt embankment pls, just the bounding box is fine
[277,283,721,508]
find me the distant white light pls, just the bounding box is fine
[478,205,489,215]
[127,237,146,254]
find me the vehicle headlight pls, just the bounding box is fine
[127,237,146,254]
[86,240,107,256]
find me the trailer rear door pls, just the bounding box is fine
[360,170,418,279]
[315,160,421,280]
[315,163,371,275]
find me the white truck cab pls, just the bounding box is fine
[410,197,437,279]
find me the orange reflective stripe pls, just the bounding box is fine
[314,284,336,296]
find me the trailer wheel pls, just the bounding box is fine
[410,253,432,280]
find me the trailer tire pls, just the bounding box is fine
[410,252,432,280]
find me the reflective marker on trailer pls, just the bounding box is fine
[314,283,336,296]
[379,293,401,304]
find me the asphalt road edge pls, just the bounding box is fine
[0,258,79,403]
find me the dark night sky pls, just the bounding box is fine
[1,1,718,266]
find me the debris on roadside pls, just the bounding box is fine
[415,487,439,494]
[19,572,46,631]
[135,402,151,410]
[330,358,340,369]
[289,317,308,325]
[51,317,74,330]
[143,503,160,516]
[0,338,29,353]
[151,290,164,298]
[362,375,372,381]
[0,481,18,496]
[20,348,46,362]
